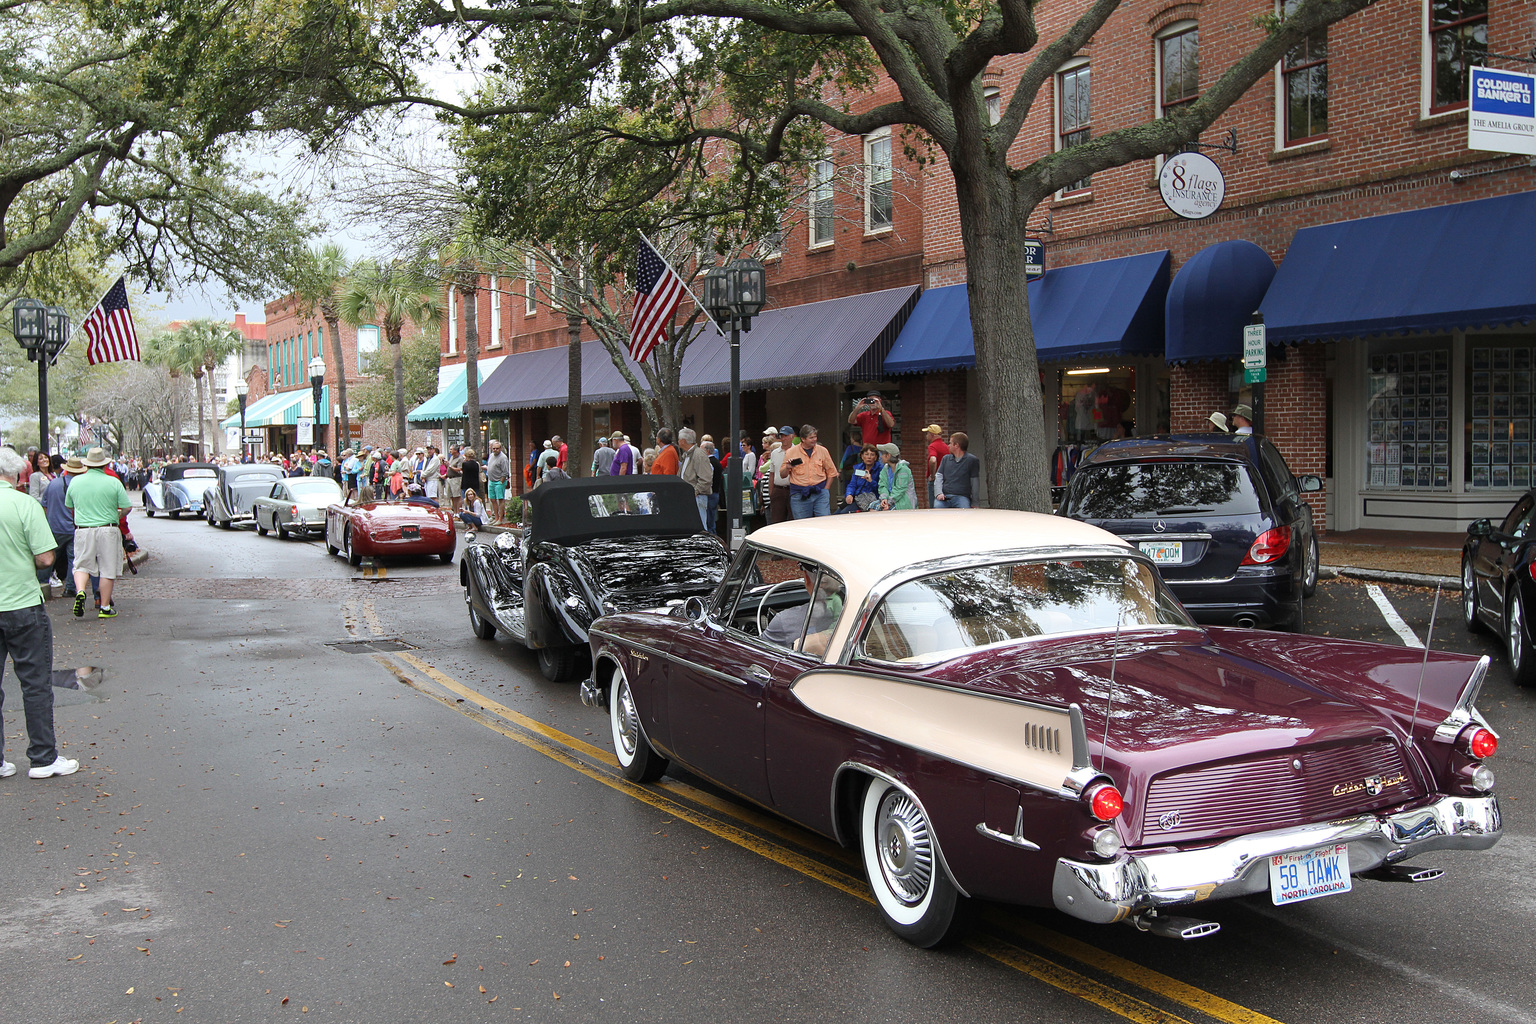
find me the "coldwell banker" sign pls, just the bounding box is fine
[1468,67,1536,156]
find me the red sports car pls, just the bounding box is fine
[325,498,456,565]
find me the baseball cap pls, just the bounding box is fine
[778,425,794,436]
[864,390,881,398]
[924,423,944,435]
[876,442,901,458]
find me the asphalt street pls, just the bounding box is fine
[1,511,1533,1024]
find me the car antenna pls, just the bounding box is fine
[1409,585,1441,744]
[1100,610,1122,772]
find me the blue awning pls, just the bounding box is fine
[1165,240,1276,363]
[476,286,919,412]
[1261,191,1536,343]
[884,250,1170,375]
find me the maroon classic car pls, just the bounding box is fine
[581,511,1502,946]
[325,498,456,565]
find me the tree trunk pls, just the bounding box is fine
[953,152,1050,513]
[390,332,407,450]
[205,364,218,458]
[565,312,583,476]
[325,311,350,455]
[193,372,207,459]
[462,283,482,455]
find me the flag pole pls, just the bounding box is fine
[638,233,726,338]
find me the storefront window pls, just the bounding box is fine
[1465,338,1536,490]
[1052,365,1169,492]
[1366,345,1450,490]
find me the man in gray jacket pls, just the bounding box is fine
[677,428,713,530]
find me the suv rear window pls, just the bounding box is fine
[1064,461,1263,518]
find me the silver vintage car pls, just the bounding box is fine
[253,477,344,538]
[202,464,286,529]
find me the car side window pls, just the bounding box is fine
[798,569,846,658]
[1500,496,1534,537]
[1257,441,1297,501]
[710,545,763,625]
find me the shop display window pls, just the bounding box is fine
[1366,345,1449,490]
[1465,338,1536,490]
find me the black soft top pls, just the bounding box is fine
[161,462,218,482]
[526,476,703,546]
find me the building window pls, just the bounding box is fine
[1057,63,1091,192]
[1366,345,1451,491]
[984,86,1002,126]
[489,274,501,348]
[525,257,537,315]
[1429,0,1487,111]
[864,128,892,232]
[1281,0,1328,143]
[447,286,458,355]
[356,325,381,375]
[1464,340,1536,491]
[810,153,835,246]
[1158,24,1199,115]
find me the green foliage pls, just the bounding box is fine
[351,333,440,421]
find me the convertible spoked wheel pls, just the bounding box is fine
[276,522,289,539]
[345,529,362,567]
[326,536,339,556]
[537,645,584,682]
[859,778,966,948]
[467,599,496,640]
[1507,589,1536,688]
[610,667,666,782]
[1463,557,1486,633]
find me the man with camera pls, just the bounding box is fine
[847,391,894,447]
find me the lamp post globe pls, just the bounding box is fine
[708,258,768,552]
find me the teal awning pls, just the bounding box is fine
[220,391,287,429]
[407,358,507,423]
[220,388,329,428]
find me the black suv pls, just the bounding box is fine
[1058,434,1322,631]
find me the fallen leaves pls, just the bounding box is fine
[442,955,457,965]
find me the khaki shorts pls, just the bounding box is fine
[74,526,124,580]
[443,477,463,498]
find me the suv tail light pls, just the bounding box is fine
[1086,783,1124,821]
[1240,526,1291,566]
[1463,726,1498,759]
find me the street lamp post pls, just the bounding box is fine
[703,259,766,551]
[308,355,326,451]
[236,379,249,461]
[10,298,70,452]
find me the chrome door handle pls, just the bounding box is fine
[747,665,771,681]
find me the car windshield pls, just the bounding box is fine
[860,556,1192,664]
[287,479,342,501]
[1064,461,1262,518]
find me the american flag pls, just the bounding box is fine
[628,237,686,363]
[79,277,142,365]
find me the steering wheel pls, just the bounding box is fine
[756,579,803,637]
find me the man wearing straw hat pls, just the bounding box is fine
[64,448,132,619]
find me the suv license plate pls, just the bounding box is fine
[1138,541,1183,564]
[1269,845,1351,906]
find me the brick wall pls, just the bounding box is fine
[1170,362,1232,432]
[1261,344,1329,533]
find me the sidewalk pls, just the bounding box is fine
[1320,528,1461,589]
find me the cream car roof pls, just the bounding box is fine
[747,510,1137,660]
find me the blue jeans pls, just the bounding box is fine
[695,495,711,530]
[459,512,483,528]
[790,489,831,519]
[0,603,57,766]
[934,495,972,508]
[707,494,720,532]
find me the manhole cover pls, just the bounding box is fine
[326,638,419,654]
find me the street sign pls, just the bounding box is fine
[296,417,314,446]
[1244,366,1267,385]
[1469,67,1536,155]
[1243,323,1267,369]
[1158,151,1226,220]
[243,430,264,442]
[1024,238,1045,279]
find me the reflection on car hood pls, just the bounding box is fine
[568,534,727,604]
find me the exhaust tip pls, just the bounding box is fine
[1132,913,1222,940]
[1363,864,1444,884]
[1232,614,1260,629]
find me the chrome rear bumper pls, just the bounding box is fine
[1054,794,1501,924]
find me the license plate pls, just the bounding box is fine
[401,525,420,539]
[1269,844,1352,905]
[1138,540,1183,564]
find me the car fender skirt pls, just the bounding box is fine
[524,562,587,648]
[1052,794,1501,924]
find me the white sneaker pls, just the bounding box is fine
[0,760,15,777]
[28,757,79,779]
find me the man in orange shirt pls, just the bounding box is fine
[649,428,679,475]
[783,424,840,519]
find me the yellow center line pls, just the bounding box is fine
[381,652,1286,1024]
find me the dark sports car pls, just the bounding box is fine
[203,463,286,528]
[582,511,1501,947]
[1462,489,1536,685]
[325,497,456,566]
[143,462,217,518]
[462,476,732,682]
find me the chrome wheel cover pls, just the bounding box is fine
[1464,561,1476,623]
[875,789,934,906]
[614,677,640,759]
[1510,597,1525,672]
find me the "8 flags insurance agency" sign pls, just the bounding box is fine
[1158,151,1226,220]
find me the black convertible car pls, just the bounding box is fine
[461,476,733,681]
[1463,488,1536,686]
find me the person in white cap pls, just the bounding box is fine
[1207,411,1230,433]
[0,446,77,779]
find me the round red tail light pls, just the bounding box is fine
[1466,727,1498,759]
[1087,784,1124,821]
[1240,526,1292,566]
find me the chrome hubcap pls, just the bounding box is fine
[1511,600,1524,669]
[875,790,933,905]
[615,678,639,757]
[1464,563,1475,621]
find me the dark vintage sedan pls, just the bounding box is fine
[325,498,455,566]
[462,476,732,682]
[203,463,286,528]
[143,462,217,518]
[1059,433,1321,631]
[582,511,1501,946]
[1462,488,1536,686]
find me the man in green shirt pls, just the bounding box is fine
[0,446,77,779]
[64,447,132,619]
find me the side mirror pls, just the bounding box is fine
[1296,475,1323,493]
[683,595,708,622]
[1467,518,1492,540]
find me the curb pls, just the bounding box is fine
[1321,564,1459,590]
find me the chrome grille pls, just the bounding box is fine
[1139,739,1417,845]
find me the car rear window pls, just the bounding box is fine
[1064,461,1263,518]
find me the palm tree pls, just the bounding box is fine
[294,243,354,451]
[164,327,209,457]
[337,260,442,449]
[144,331,186,457]
[170,321,244,458]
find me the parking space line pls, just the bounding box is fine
[1366,585,1423,648]
[380,652,1288,1024]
